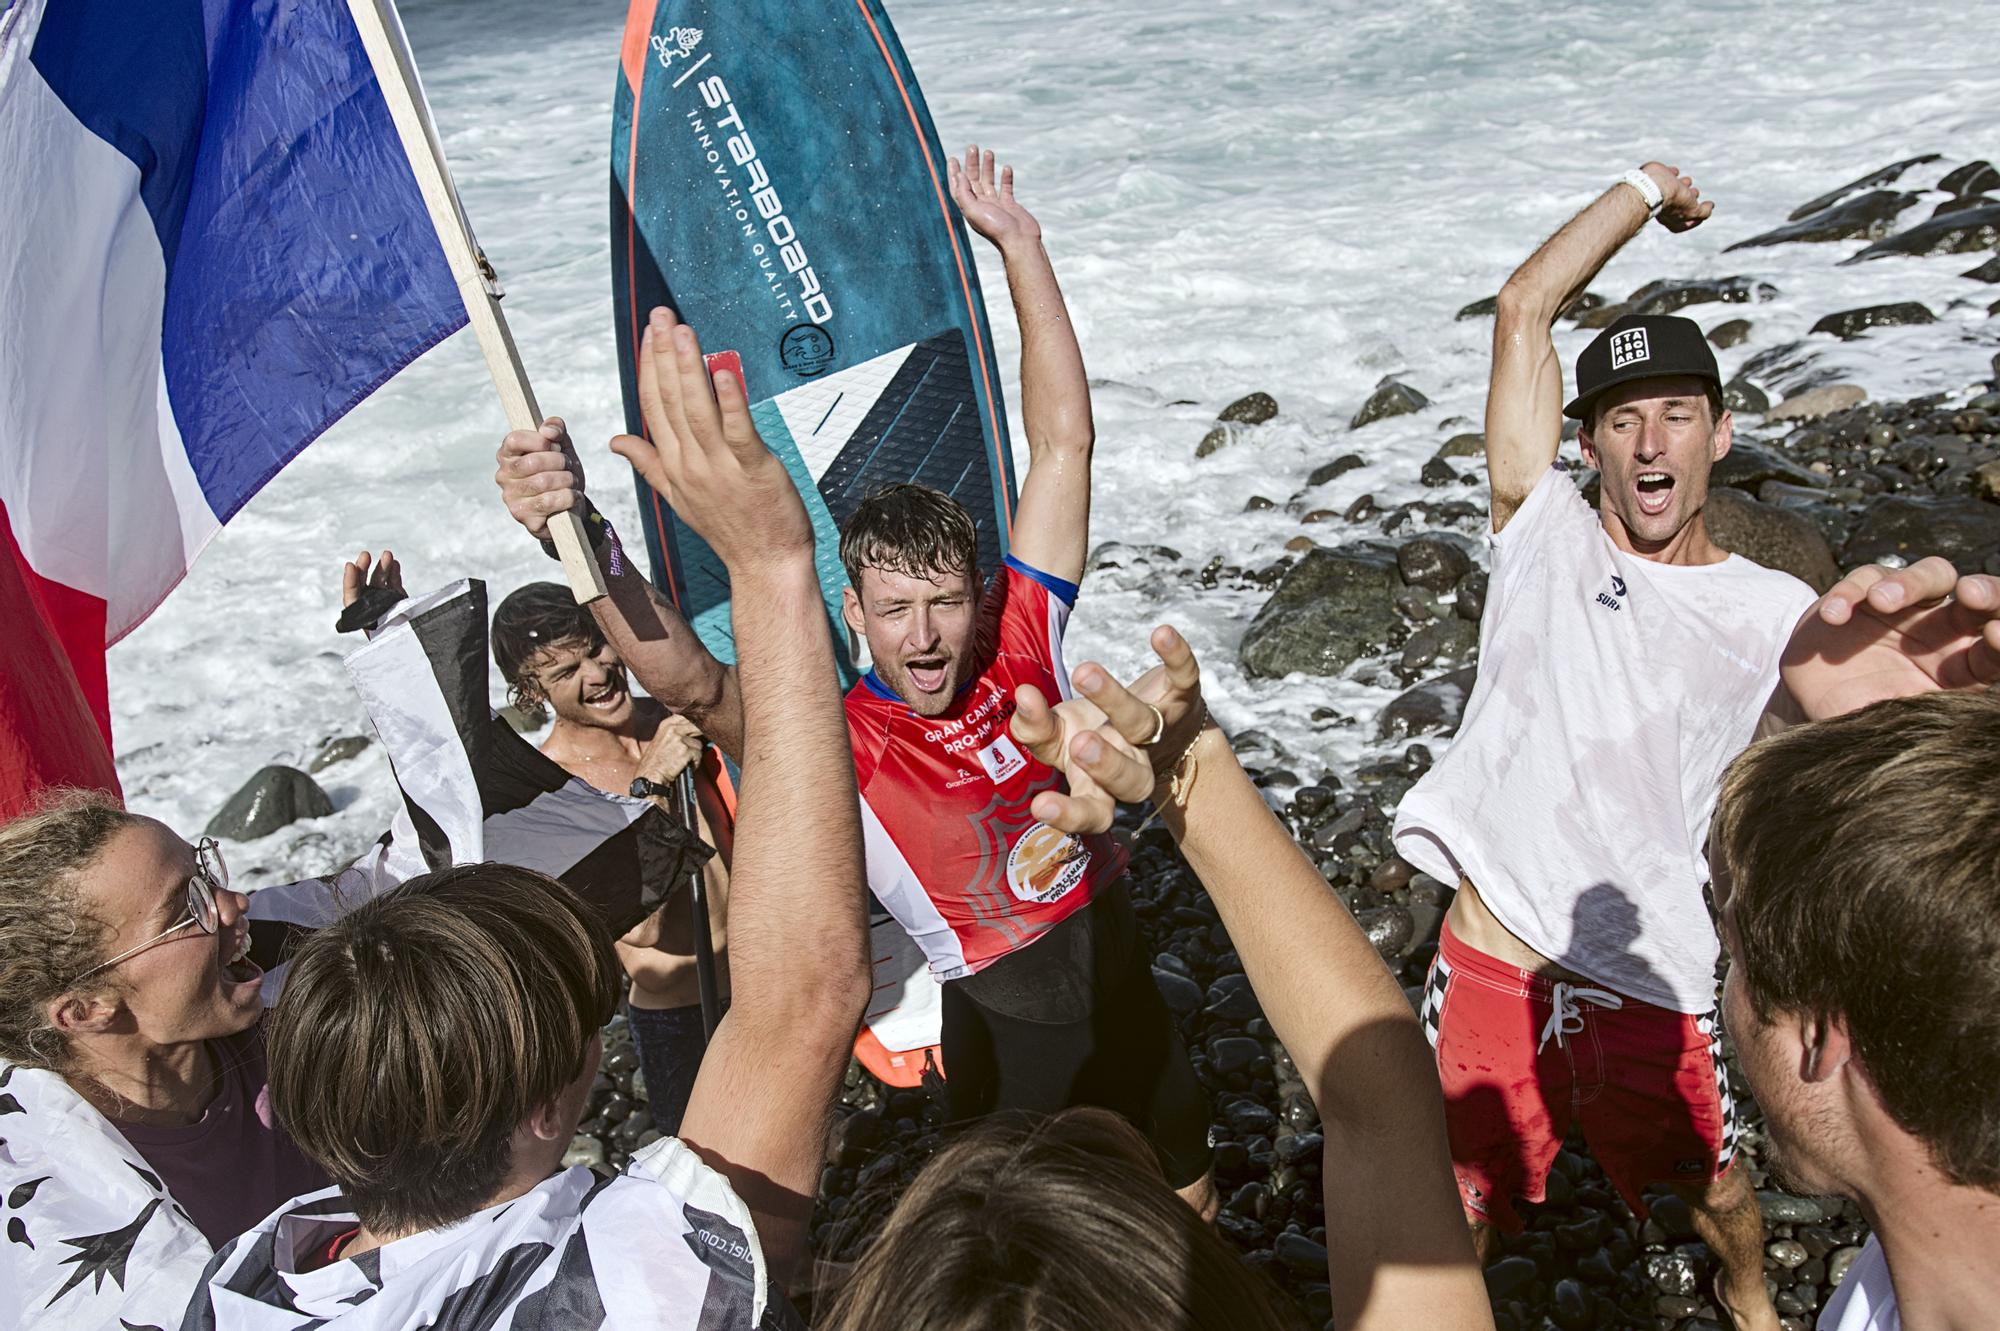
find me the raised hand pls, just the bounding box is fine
[636,713,706,786]
[339,549,401,608]
[610,307,814,577]
[1010,626,1208,834]
[495,416,585,541]
[1781,556,2000,720]
[947,144,1041,252]
[1640,161,1714,233]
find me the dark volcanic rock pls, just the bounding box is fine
[1239,545,1403,678]
[1626,274,1778,315]
[1843,496,2000,569]
[1219,392,1279,426]
[1705,489,1840,593]
[1841,201,2000,263]
[307,734,370,773]
[1396,535,1474,593]
[1939,159,2000,196]
[1725,189,1920,251]
[1711,441,1826,493]
[1455,295,1498,320]
[1307,454,1365,487]
[205,765,334,840]
[1378,666,1478,740]
[1785,155,1939,220]
[1708,318,1753,348]
[1810,302,1935,339]
[1963,256,2000,284]
[1723,377,1769,415]
[1352,378,1429,429]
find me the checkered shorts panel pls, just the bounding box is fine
[1695,1011,1742,1171]
[1421,952,1453,1049]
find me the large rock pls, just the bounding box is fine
[1454,295,1498,321]
[1725,190,1920,251]
[1625,275,1778,316]
[1710,441,1826,493]
[1767,383,1867,422]
[1239,545,1403,679]
[307,734,370,773]
[1963,256,2000,284]
[1841,201,2000,263]
[1377,666,1478,739]
[1939,160,2000,196]
[1218,391,1279,426]
[1351,378,1429,430]
[1810,302,1935,339]
[1395,535,1474,592]
[1785,155,1939,220]
[1704,489,1839,592]
[1843,496,2000,569]
[1708,318,1753,348]
[204,765,334,840]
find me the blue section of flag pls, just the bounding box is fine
[28,0,466,522]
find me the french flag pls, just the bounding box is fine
[0,0,465,816]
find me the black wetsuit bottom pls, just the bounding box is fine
[939,878,1212,1189]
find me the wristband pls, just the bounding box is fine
[1617,168,1664,216]
[539,498,627,578]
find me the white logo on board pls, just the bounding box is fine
[1609,327,1650,369]
[652,27,703,67]
[976,734,1028,785]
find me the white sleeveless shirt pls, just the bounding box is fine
[1392,468,1816,1012]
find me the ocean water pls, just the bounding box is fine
[110,0,2000,881]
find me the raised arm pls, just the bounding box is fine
[1011,631,1494,1331]
[950,146,1093,585]
[495,417,745,760]
[612,307,870,1288]
[1487,162,1710,530]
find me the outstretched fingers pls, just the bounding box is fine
[1072,661,1163,746]
[1009,683,1063,764]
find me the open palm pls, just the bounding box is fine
[947,144,1040,248]
[1781,559,2000,720]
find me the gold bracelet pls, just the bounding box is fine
[1165,702,1210,806]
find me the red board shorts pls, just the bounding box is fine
[1422,916,1740,1233]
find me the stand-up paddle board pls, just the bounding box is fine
[611,0,1016,676]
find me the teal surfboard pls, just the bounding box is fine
[611,0,1016,673]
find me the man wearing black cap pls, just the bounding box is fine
[1391,163,1806,1331]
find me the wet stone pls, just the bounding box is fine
[1153,967,1203,1016]
[1810,302,1935,339]
[1274,1232,1329,1274]
[1308,454,1365,487]
[1210,1038,1266,1077]
[1647,1250,1699,1297]
[1396,535,1474,592]
[1352,378,1430,429]
[1758,1192,1827,1226]
[1484,1256,1539,1300]
[1708,318,1753,347]
[1768,1239,1809,1269]
[1223,1099,1278,1135]
[1827,1245,1863,1287]
[1218,391,1279,425]
[307,734,370,773]
[205,765,335,841]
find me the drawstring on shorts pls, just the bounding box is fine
[1537,981,1624,1053]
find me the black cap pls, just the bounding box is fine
[1564,313,1722,420]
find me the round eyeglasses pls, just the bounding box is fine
[66,837,229,987]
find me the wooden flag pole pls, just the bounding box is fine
[343,0,607,603]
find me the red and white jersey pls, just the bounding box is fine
[846,557,1128,980]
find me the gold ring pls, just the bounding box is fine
[1140,703,1167,746]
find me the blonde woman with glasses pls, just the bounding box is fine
[0,791,327,1329]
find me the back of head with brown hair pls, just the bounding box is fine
[1715,687,2000,1189]
[267,863,620,1234]
[0,787,136,1071]
[839,483,980,589]
[816,1108,1309,1331]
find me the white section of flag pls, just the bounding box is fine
[0,17,219,637]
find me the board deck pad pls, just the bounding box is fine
[612,0,1016,673]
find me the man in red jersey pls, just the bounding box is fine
[496,148,1214,1212]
